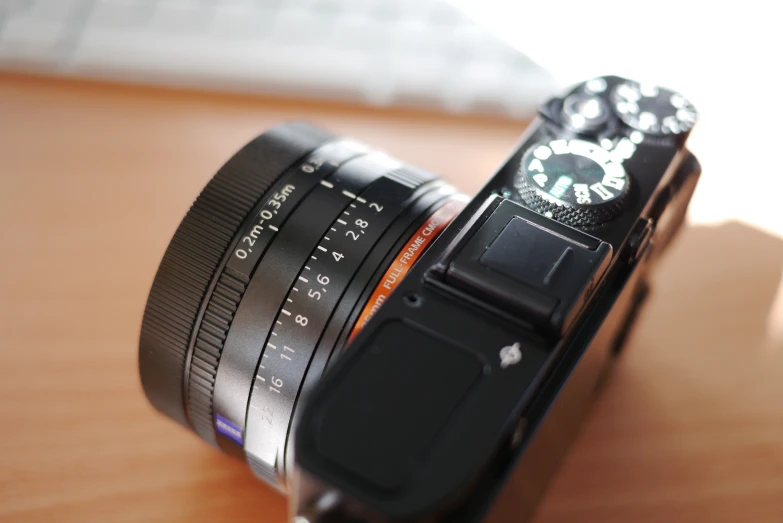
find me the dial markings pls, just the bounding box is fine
[528,158,544,172]
[586,77,607,93]
[223,140,375,285]
[244,173,433,484]
[517,138,629,227]
[612,80,697,135]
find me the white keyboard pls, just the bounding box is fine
[0,0,556,118]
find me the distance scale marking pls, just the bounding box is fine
[226,140,369,280]
[244,174,430,479]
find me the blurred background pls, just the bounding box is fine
[1,0,780,238]
[0,1,781,522]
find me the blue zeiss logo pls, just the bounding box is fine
[215,414,243,445]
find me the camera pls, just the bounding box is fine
[139,75,701,522]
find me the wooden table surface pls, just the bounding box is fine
[0,73,781,523]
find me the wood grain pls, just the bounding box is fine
[0,73,781,523]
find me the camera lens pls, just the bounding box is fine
[139,123,465,489]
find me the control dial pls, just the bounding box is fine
[611,81,697,135]
[560,94,611,132]
[516,138,629,227]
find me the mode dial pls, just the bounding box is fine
[515,138,629,228]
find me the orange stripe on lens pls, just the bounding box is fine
[348,199,464,342]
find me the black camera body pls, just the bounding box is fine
[138,76,700,523]
[292,76,700,522]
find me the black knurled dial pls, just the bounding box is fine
[515,138,629,228]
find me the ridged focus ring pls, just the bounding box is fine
[139,123,334,429]
[187,266,249,443]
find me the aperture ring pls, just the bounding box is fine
[243,166,441,486]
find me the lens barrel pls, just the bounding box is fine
[140,123,334,430]
[139,123,464,488]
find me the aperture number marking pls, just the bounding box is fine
[260,405,274,426]
[251,193,388,439]
[346,217,372,240]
